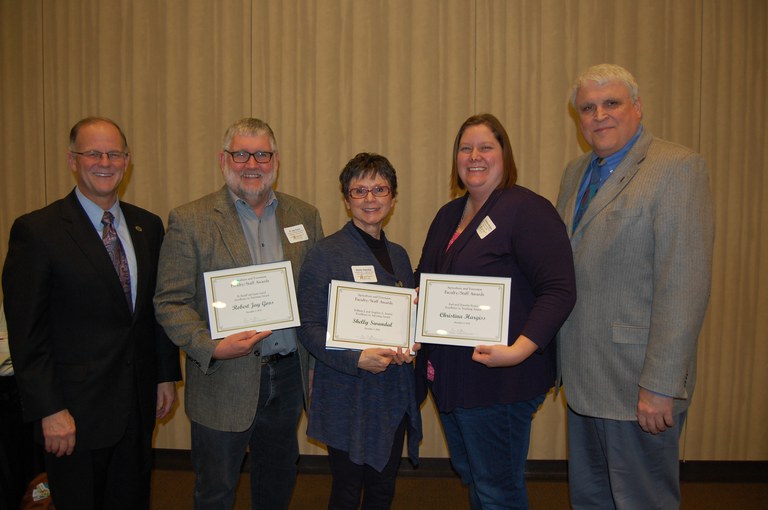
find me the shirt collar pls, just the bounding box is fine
[228,188,278,216]
[75,187,122,230]
[594,124,644,174]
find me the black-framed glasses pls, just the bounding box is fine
[225,150,275,164]
[348,186,392,199]
[70,150,129,162]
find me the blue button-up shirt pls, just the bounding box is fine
[573,125,644,218]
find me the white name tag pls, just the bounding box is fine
[283,224,309,243]
[476,216,497,239]
[351,265,378,283]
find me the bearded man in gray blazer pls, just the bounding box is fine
[154,118,323,510]
[556,65,714,509]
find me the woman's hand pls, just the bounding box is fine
[472,335,538,367]
[394,343,420,364]
[358,348,396,373]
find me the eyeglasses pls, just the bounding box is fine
[70,150,129,161]
[348,186,392,199]
[225,150,275,164]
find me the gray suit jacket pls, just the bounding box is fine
[556,129,714,420]
[154,186,323,431]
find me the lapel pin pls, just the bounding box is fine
[135,225,143,232]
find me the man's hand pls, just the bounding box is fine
[42,409,76,457]
[212,330,272,360]
[156,381,177,419]
[358,348,396,374]
[637,387,675,434]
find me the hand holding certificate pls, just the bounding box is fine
[204,261,300,339]
[415,273,511,348]
[326,280,417,351]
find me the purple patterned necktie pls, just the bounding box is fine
[101,211,133,313]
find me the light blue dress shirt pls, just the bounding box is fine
[230,189,298,356]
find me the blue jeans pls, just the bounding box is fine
[191,354,303,510]
[439,395,546,510]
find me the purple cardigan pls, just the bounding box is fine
[415,186,576,412]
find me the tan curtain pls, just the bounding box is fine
[689,0,768,460]
[1,0,766,460]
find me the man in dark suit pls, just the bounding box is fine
[556,64,714,508]
[154,118,323,509]
[2,117,181,510]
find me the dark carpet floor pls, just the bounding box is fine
[150,470,768,509]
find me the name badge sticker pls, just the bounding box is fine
[476,216,497,239]
[284,224,309,243]
[351,265,377,283]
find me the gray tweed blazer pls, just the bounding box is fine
[154,186,323,431]
[556,129,714,420]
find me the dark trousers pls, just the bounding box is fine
[567,406,686,510]
[44,396,151,510]
[0,375,43,510]
[326,416,407,510]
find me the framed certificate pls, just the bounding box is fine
[415,273,511,348]
[326,280,417,351]
[204,261,300,339]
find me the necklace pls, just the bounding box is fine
[456,200,475,233]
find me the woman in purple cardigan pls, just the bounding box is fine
[415,114,576,510]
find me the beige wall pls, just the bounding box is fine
[1,0,766,460]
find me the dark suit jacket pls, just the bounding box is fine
[2,189,181,449]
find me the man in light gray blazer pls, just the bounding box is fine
[556,65,714,509]
[154,118,323,510]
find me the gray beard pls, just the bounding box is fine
[223,171,273,207]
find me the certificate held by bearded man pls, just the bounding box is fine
[204,261,300,339]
